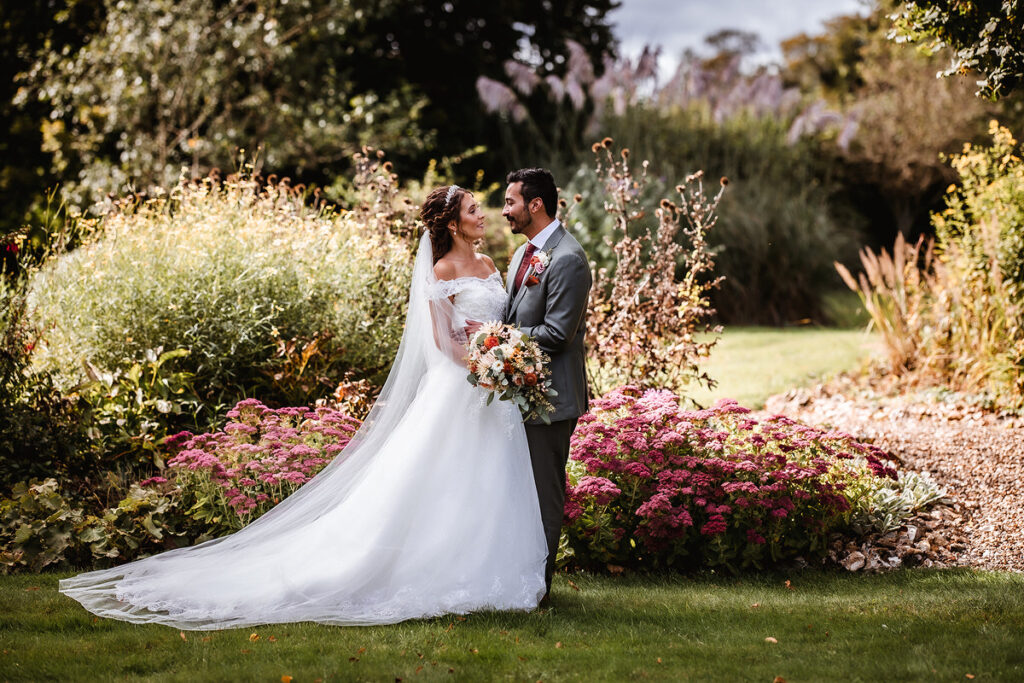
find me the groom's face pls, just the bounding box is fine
[502,182,531,235]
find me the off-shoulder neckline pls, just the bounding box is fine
[435,270,502,285]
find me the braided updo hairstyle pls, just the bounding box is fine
[420,185,467,264]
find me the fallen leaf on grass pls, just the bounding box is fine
[456,616,467,621]
[966,675,975,679]
[25,586,40,592]
[567,579,581,591]
[448,668,455,674]
[555,642,563,649]
[240,649,251,654]
[349,657,359,662]
[179,631,187,642]
[281,677,293,683]
[415,665,424,673]
[784,580,793,590]
[751,603,761,609]
[773,677,787,683]
[657,658,663,664]
[249,633,260,642]
[470,648,479,654]
[607,564,625,575]
[358,647,366,654]
[268,636,278,643]
[765,637,778,644]
[201,636,212,643]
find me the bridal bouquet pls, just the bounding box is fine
[465,321,557,423]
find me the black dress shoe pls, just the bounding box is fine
[538,592,551,608]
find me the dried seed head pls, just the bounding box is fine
[383,161,393,172]
[675,184,685,194]
[591,142,603,153]
[602,137,614,149]
[621,148,630,159]
[558,198,568,207]
[720,176,729,187]
[573,193,583,203]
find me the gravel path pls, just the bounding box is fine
[763,382,1024,572]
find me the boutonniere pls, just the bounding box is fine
[524,248,553,287]
[530,250,551,274]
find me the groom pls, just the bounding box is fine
[502,168,592,603]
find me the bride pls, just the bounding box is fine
[59,185,548,629]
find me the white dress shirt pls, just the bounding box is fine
[529,219,561,250]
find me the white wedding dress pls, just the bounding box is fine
[59,234,547,629]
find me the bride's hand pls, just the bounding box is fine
[464,319,482,337]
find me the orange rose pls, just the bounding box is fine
[484,335,500,349]
[503,361,512,374]
[525,372,538,386]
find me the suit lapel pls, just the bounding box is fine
[508,226,568,319]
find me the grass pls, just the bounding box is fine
[685,326,877,409]
[2,569,1023,681]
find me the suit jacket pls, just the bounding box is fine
[505,225,592,424]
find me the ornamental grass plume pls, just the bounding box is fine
[582,138,725,398]
[835,121,1024,408]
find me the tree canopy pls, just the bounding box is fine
[892,0,1023,100]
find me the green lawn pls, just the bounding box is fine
[3,570,1023,681]
[685,326,877,409]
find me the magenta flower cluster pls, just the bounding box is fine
[156,398,360,527]
[563,386,898,571]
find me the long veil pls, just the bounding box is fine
[59,232,481,628]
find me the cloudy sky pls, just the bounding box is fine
[610,0,869,72]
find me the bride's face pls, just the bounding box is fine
[453,192,486,243]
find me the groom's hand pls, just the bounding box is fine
[464,320,482,337]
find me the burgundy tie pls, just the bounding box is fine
[513,243,537,292]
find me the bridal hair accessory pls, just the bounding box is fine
[445,185,460,206]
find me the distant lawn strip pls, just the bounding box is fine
[2,569,1022,681]
[687,326,877,409]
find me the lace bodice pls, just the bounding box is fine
[431,272,508,322]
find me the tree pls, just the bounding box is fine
[13,0,620,213]
[892,0,1024,100]
[782,2,992,240]
[0,0,105,237]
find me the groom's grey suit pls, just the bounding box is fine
[505,223,591,591]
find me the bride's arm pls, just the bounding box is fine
[429,261,471,365]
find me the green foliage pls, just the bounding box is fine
[0,275,88,492]
[10,0,618,215]
[837,122,1024,407]
[893,0,1024,100]
[27,175,414,407]
[78,347,202,473]
[0,479,87,573]
[571,106,860,323]
[78,483,197,565]
[0,478,199,574]
[938,121,1024,298]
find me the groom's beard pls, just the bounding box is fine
[507,213,529,235]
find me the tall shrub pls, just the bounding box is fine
[837,122,1024,407]
[570,104,860,324]
[28,174,414,408]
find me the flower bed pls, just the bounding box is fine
[156,399,361,536]
[561,386,941,572]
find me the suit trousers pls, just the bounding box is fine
[524,417,578,593]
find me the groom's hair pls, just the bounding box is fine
[506,168,557,218]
